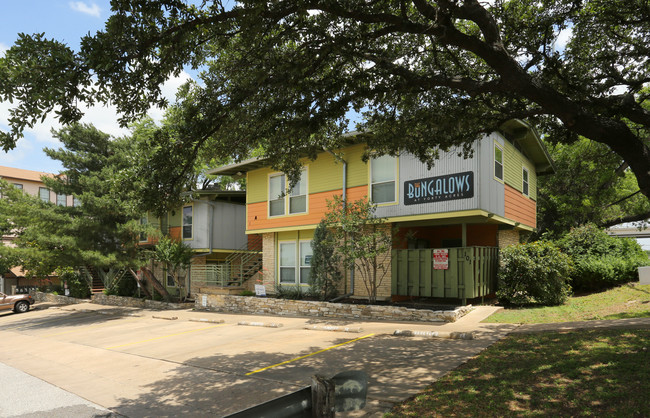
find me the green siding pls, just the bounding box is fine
[344,144,368,188]
[309,152,342,193]
[503,140,537,200]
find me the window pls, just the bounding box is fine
[269,170,307,216]
[279,240,312,285]
[522,167,529,196]
[289,174,307,214]
[299,241,312,284]
[167,273,176,287]
[269,174,286,217]
[39,187,50,203]
[73,197,81,207]
[494,144,504,181]
[12,183,23,190]
[182,206,193,239]
[370,155,397,204]
[56,193,66,206]
[139,216,148,242]
[279,242,296,283]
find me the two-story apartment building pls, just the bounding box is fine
[209,119,553,302]
[0,166,78,294]
[139,190,259,298]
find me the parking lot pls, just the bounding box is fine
[0,303,516,416]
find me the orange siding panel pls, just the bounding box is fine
[247,185,369,231]
[504,184,536,228]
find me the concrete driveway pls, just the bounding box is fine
[0,303,517,417]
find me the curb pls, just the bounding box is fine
[152,315,178,320]
[393,330,475,340]
[238,321,283,328]
[189,318,225,324]
[305,325,363,333]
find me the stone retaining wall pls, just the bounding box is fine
[196,294,473,322]
[32,291,89,305]
[91,293,191,310]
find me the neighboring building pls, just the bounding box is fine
[209,119,554,302]
[139,190,260,298]
[0,166,75,294]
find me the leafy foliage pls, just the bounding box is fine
[2,1,650,204]
[309,221,342,301]
[497,241,573,306]
[150,236,193,300]
[57,267,90,299]
[555,224,649,291]
[536,138,650,237]
[323,196,392,303]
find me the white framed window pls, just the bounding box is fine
[370,155,397,204]
[289,174,307,214]
[269,169,308,216]
[182,206,193,239]
[39,187,50,203]
[139,216,148,242]
[522,167,529,196]
[269,174,286,217]
[12,183,23,190]
[167,273,176,287]
[494,143,504,181]
[279,242,296,283]
[56,193,67,206]
[278,240,313,285]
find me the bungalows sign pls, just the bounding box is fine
[404,171,474,205]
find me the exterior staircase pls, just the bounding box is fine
[223,234,263,286]
[79,266,105,294]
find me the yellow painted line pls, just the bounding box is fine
[41,318,141,337]
[106,324,227,350]
[246,333,375,376]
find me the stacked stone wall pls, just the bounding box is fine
[196,293,472,323]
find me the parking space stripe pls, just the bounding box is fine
[246,333,375,376]
[105,324,228,349]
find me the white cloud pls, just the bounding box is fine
[555,27,573,51]
[0,71,194,171]
[69,1,101,18]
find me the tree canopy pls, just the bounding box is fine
[1,0,650,202]
[536,138,650,237]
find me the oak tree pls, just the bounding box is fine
[1,1,650,203]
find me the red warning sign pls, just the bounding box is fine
[433,249,449,270]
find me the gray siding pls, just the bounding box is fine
[375,135,505,218]
[184,200,247,250]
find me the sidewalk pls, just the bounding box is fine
[0,362,119,418]
[512,316,650,334]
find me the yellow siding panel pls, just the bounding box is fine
[308,152,342,193]
[247,167,273,204]
[503,141,521,191]
[277,231,298,241]
[343,144,369,188]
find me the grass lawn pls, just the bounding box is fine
[484,283,650,324]
[387,329,650,417]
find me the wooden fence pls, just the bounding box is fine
[391,246,499,303]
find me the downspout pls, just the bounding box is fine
[325,149,355,302]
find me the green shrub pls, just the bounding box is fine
[240,290,256,296]
[556,224,649,291]
[497,241,573,306]
[309,221,342,300]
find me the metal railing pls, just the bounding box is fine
[191,264,233,287]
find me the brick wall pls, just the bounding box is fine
[497,229,520,249]
[261,233,276,294]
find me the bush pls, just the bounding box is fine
[556,224,649,291]
[497,241,573,306]
[309,221,342,300]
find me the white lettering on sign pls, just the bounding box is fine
[433,249,449,270]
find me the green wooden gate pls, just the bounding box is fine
[391,246,499,303]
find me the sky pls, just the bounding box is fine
[0,1,192,174]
